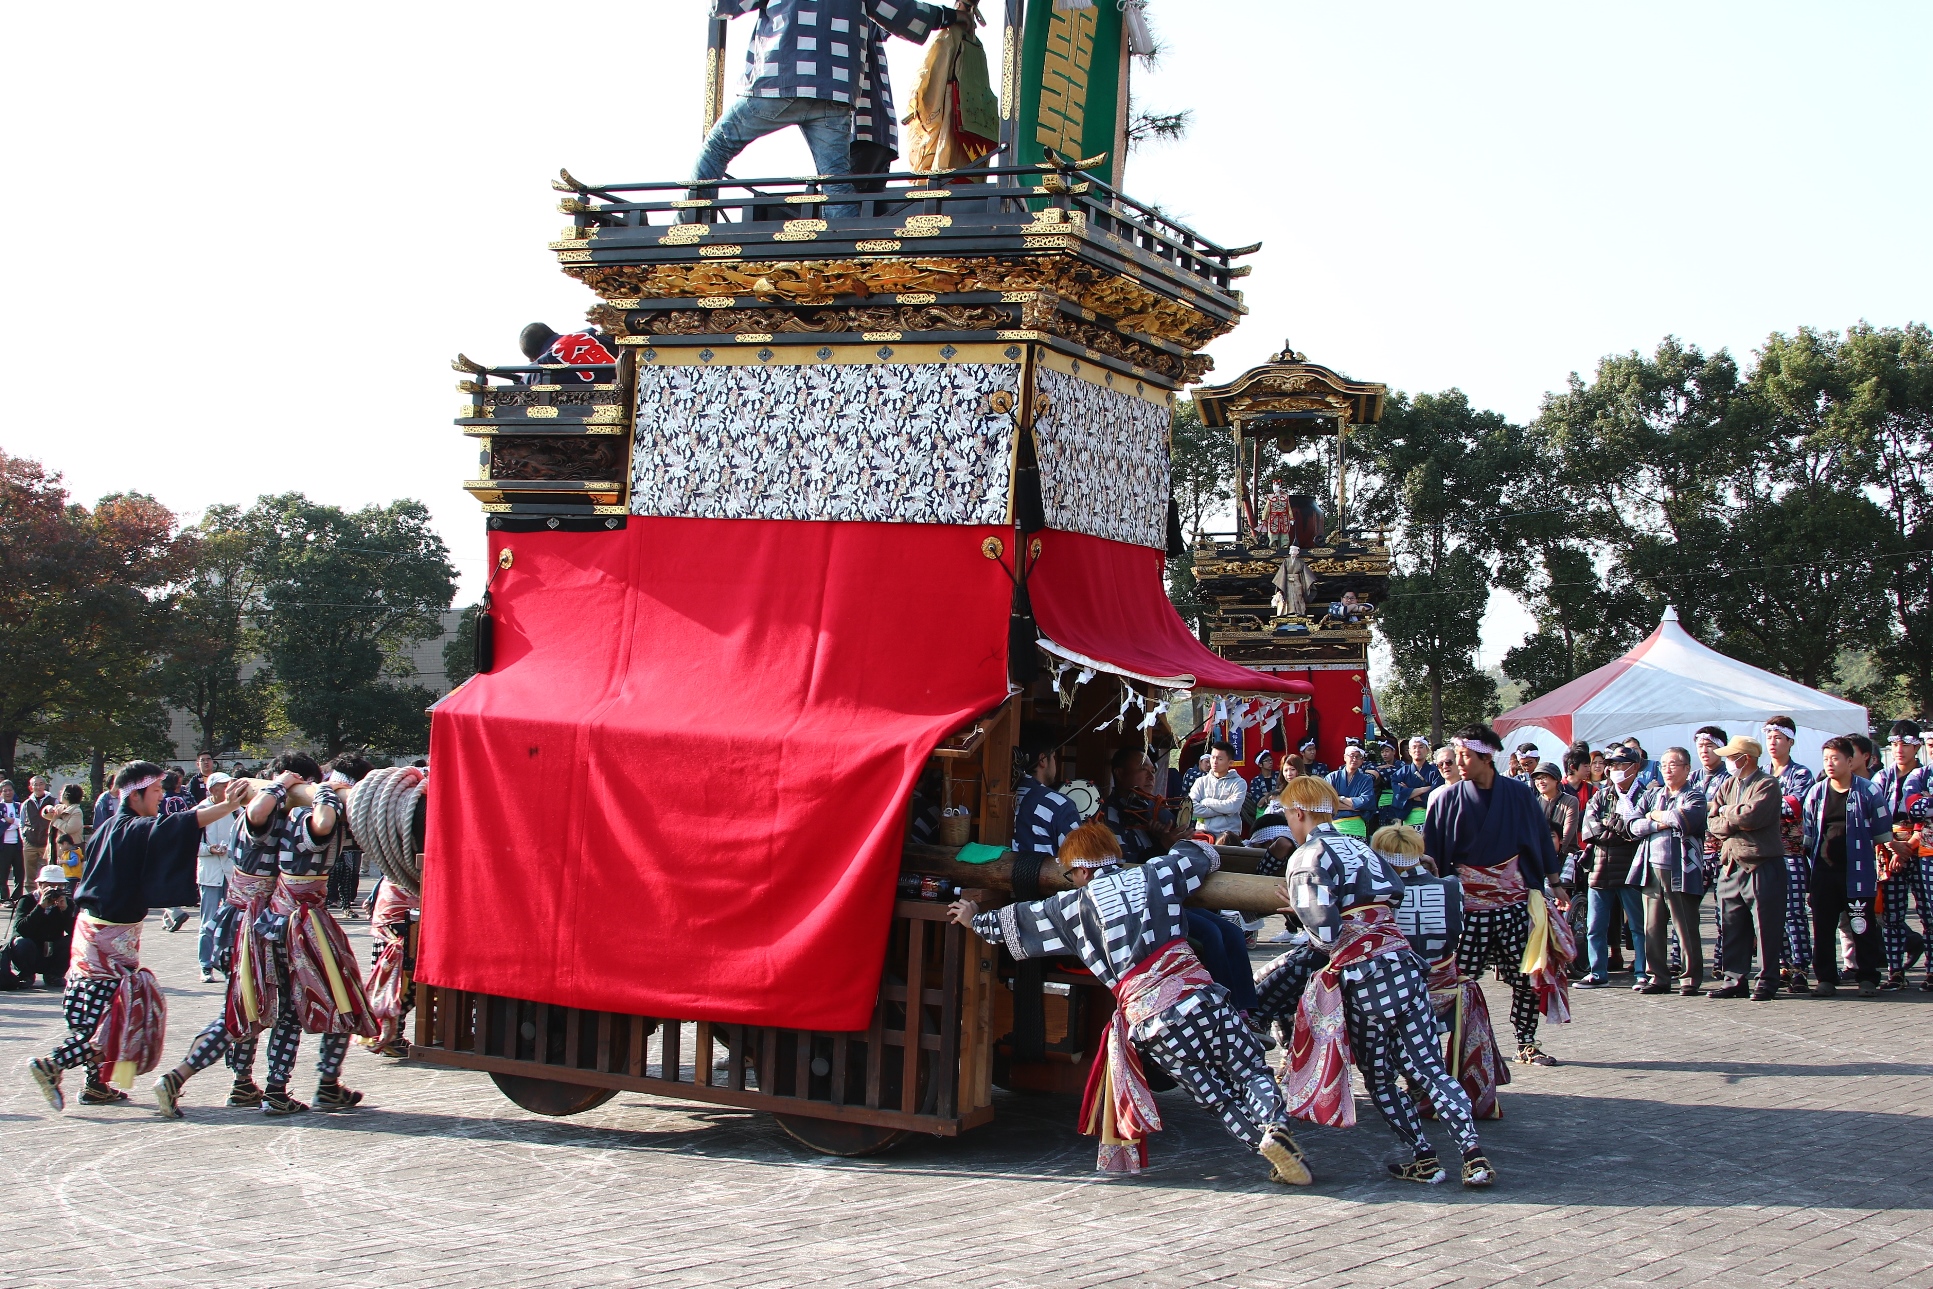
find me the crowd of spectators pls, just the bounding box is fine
[1167,715,1933,1000]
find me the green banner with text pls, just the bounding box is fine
[1013,1,1124,186]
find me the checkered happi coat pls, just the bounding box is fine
[1014,774,1082,858]
[714,0,952,107]
[970,841,1219,987]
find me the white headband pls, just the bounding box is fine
[1061,853,1117,870]
[1452,737,1500,757]
[1894,734,1925,746]
[121,774,163,795]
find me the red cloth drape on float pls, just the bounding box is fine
[1026,530,1314,701]
[420,519,1308,1031]
[419,519,1014,1031]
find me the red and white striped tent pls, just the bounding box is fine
[1494,606,1867,769]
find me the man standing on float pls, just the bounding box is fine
[687,0,973,220]
[1424,723,1568,1067]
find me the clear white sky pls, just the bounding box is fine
[3,2,1927,665]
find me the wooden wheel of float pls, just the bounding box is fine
[772,1114,911,1157]
[490,1072,620,1117]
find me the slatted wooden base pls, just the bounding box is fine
[411,901,996,1146]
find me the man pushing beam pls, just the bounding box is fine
[947,819,1311,1183]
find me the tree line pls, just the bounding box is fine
[0,451,457,792]
[1168,322,1933,741]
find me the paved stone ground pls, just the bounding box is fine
[5,911,1931,1288]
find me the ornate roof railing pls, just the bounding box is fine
[1193,347,1389,435]
[537,161,1259,389]
[550,160,1258,299]
[451,355,634,529]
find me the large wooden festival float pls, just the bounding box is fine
[401,4,1384,1156]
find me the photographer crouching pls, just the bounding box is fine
[1,865,77,990]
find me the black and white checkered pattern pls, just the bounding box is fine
[1138,992,1285,1150]
[179,1014,261,1079]
[230,792,349,1092]
[1250,941,1482,1157]
[1765,761,1816,973]
[235,792,343,879]
[1904,856,1933,978]
[1879,871,1929,972]
[1248,822,1294,878]
[1345,952,1481,1158]
[264,995,349,1090]
[972,843,1215,985]
[722,0,950,107]
[970,843,1285,1152]
[1247,803,1482,1157]
[1339,947,1432,1026]
[1456,903,1540,1046]
[1284,826,1405,949]
[851,21,895,152]
[1782,855,1812,971]
[1013,776,1081,859]
[1252,943,1320,1030]
[49,976,120,1073]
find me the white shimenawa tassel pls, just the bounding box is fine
[1120,1,1155,56]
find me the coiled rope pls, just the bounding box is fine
[349,766,427,896]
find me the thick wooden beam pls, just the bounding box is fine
[901,843,1285,915]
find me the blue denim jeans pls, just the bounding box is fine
[1587,886,1647,980]
[689,95,857,218]
[196,883,225,972]
[1185,908,1259,1012]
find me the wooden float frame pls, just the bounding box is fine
[402,694,1289,1150]
[411,898,999,1145]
